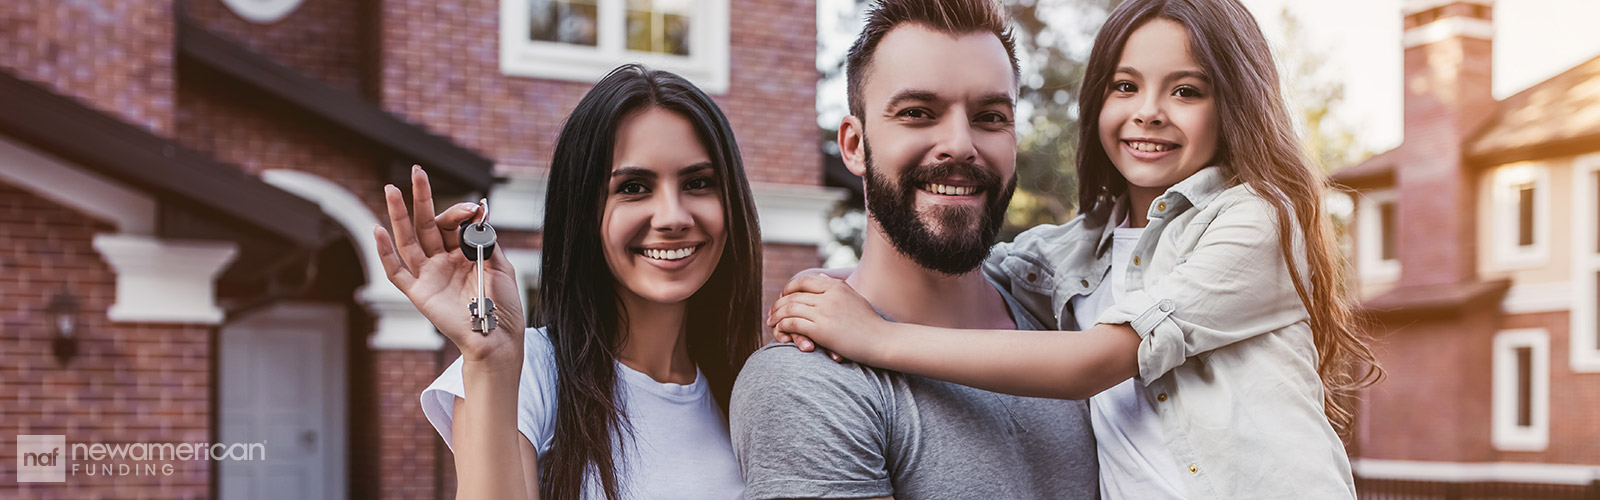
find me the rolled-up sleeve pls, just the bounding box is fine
[1094,195,1311,382]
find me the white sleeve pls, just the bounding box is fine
[419,327,560,457]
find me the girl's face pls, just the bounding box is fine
[1097,18,1219,194]
[601,107,727,306]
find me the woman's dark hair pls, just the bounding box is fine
[1075,0,1381,436]
[537,64,763,500]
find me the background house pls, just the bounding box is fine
[0,0,836,498]
[1334,0,1600,496]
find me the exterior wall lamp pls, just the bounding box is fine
[48,291,79,366]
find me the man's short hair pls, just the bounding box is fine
[844,0,1020,119]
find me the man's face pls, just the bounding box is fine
[852,24,1018,276]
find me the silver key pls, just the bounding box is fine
[464,200,498,334]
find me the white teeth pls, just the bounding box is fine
[921,183,978,196]
[642,246,697,261]
[1129,141,1174,152]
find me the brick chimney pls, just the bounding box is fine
[1395,0,1495,288]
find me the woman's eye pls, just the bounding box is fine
[617,181,649,195]
[684,177,716,191]
[1112,81,1137,93]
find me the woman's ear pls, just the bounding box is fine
[838,115,867,177]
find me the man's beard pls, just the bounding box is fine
[863,141,1016,276]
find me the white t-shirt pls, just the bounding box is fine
[1071,224,1191,500]
[420,327,744,500]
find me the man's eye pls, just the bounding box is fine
[617,181,649,195]
[977,112,1011,124]
[900,108,932,119]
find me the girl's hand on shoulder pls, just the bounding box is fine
[373,166,526,370]
[767,274,893,364]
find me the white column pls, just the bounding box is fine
[92,234,239,324]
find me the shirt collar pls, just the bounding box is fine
[1151,166,1231,219]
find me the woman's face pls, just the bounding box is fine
[1097,18,1219,193]
[601,107,727,306]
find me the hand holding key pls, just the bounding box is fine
[374,165,525,367]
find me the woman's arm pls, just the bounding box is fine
[770,275,1140,400]
[451,385,539,499]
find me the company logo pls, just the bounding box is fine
[17,435,66,483]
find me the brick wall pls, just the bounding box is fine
[375,349,443,500]
[184,0,370,96]
[0,181,212,499]
[1358,309,1499,462]
[0,0,175,135]
[377,0,820,185]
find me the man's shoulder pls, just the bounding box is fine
[738,342,892,391]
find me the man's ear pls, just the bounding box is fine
[838,115,867,177]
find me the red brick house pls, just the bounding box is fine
[0,0,838,498]
[1333,0,1600,495]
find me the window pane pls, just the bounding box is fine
[530,0,598,46]
[1518,185,1535,247]
[1515,346,1532,427]
[1379,201,1398,261]
[627,0,691,56]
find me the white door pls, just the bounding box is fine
[220,302,348,500]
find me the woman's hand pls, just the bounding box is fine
[767,273,896,365]
[374,165,526,369]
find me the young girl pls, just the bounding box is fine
[768,0,1381,498]
[378,65,762,500]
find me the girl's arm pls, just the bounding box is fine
[769,275,1140,400]
[451,365,540,499]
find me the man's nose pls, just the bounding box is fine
[930,115,978,163]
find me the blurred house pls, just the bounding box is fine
[0,0,837,498]
[1334,0,1600,495]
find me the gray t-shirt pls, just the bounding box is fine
[729,283,1098,500]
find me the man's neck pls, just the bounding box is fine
[845,227,1017,330]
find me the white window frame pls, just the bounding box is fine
[499,0,731,94]
[1491,328,1549,452]
[222,0,306,23]
[1357,189,1401,282]
[1570,153,1600,372]
[1490,164,1550,270]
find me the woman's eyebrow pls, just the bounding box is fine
[678,162,714,176]
[1166,70,1211,84]
[611,166,657,178]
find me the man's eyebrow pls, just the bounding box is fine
[883,89,940,110]
[977,92,1015,109]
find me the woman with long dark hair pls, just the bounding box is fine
[377,64,761,499]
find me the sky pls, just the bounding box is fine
[816,0,1600,155]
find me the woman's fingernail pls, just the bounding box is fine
[413,164,421,172]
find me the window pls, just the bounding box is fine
[1490,164,1548,269]
[222,0,305,23]
[1492,329,1548,451]
[1358,190,1401,282]
[500,0,730,93]
[1571,154,1600,372]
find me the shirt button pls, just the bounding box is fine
[1027,272,1037,282]
[1158,300,1174,312]
[1157,202,1167,211]
[1080,279,1090,288]
[1133,256,1141,266]
[1157,393,1168,402]
[1189,464,1199,474]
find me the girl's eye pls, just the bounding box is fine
[1112,81,1137,93]
[1174,86,1204,98]
[617,181,649,195]
[684,177,717,191]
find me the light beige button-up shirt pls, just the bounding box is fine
[984,166,1356,499]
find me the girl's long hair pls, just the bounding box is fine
[537,64,763,500]
[1076,0,1382,435]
